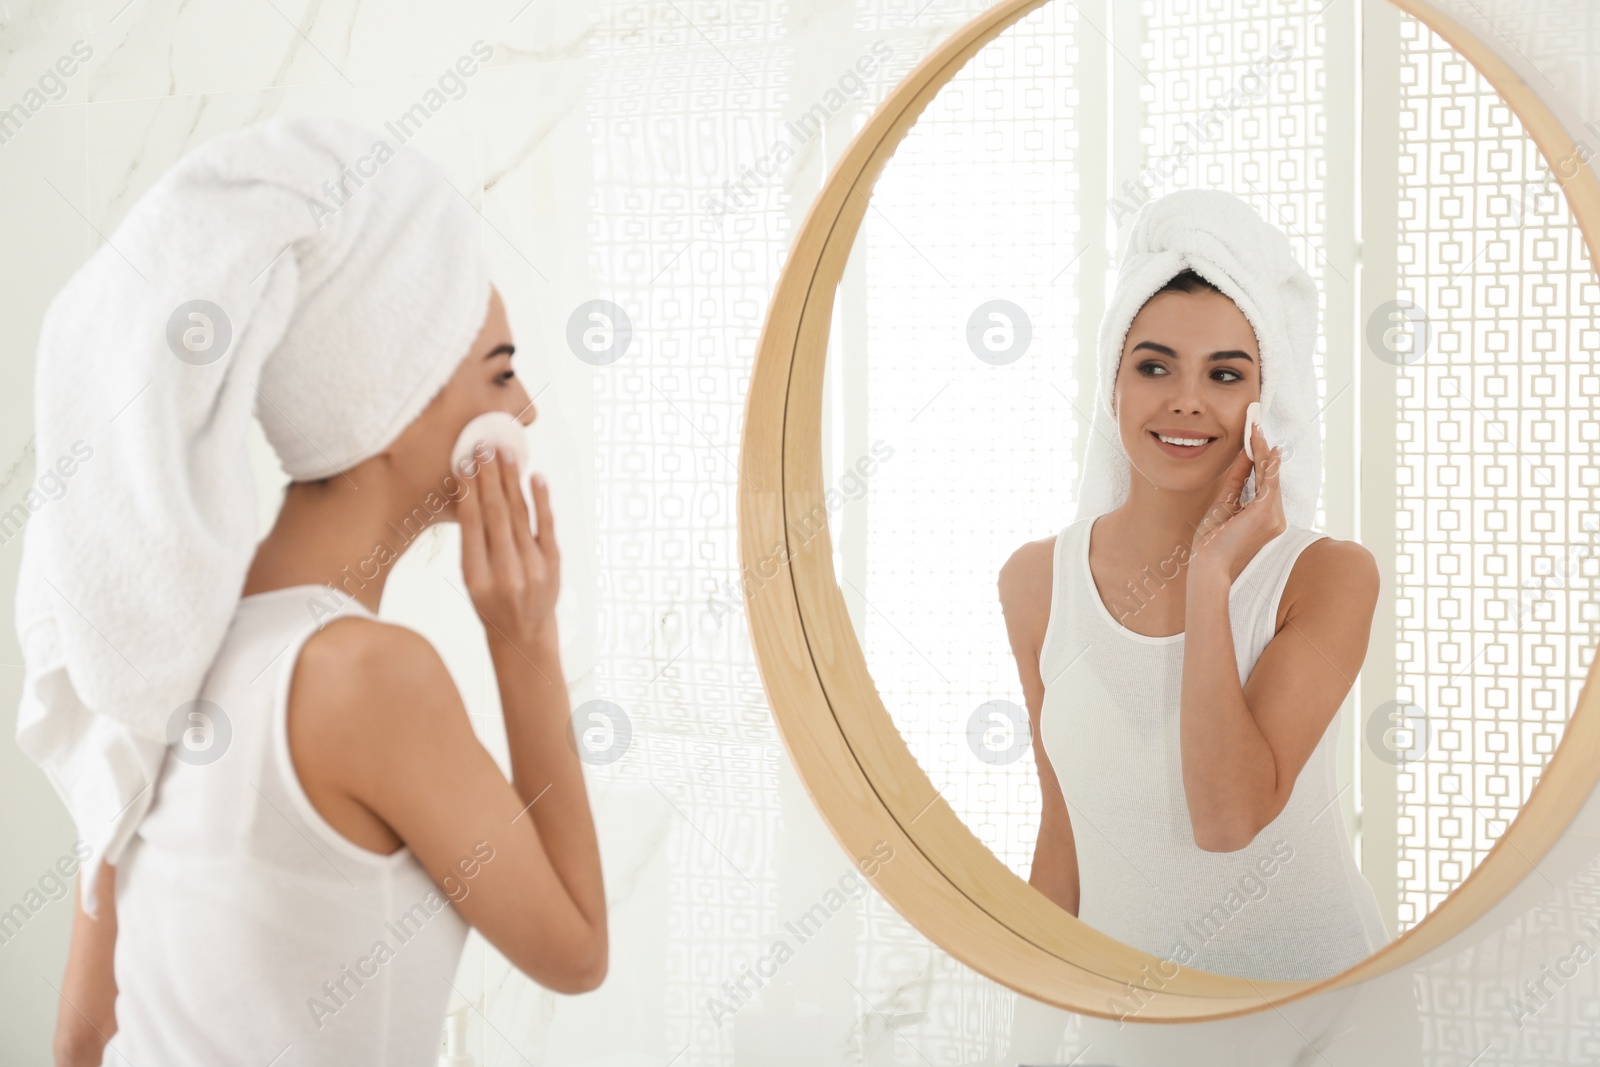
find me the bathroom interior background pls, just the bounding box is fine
[1,1,1598,1064]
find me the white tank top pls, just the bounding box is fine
[106,583,467,1066]
[1037,515,1391,981]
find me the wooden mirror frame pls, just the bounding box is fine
[738,0,1600,1021]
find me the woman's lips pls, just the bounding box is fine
[1149,431,1217,458]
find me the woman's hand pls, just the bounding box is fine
[1188,423,1286,585]
[458,449,560,650]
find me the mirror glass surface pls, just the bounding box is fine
[821,0,1598,980]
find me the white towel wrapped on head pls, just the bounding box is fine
[13,115,492,913]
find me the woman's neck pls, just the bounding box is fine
[241,463,449,614]
[1099,480,1225,567]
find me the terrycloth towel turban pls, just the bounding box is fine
[12,115,491,912]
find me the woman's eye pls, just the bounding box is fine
[1138,361,1243,384]
[496,369,516,386]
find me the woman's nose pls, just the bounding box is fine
[515,387,537,426]
[1166,379,1204,413]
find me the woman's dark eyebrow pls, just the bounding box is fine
[1132,340,1254,363]
[484,343,516,360]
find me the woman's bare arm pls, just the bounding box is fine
[292,453,606,993]
[452,453,606,977]
[1179,537,1380,851]
[998,538,1080,917]
[320,622,608,992]
[54,860,118,1067]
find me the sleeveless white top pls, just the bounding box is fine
[1037,516,1391,981]
[106,584,467,1066]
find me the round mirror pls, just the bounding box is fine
[743,0,1600,1018]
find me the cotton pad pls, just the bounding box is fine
[452,411,535,525]
[1243,401,1264,462]
[452,410,528,474]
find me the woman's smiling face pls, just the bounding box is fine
[1111,285,1262,488]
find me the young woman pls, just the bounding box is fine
[998,190,1390,982]
[18,119,607,1065]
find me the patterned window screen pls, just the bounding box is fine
[1390,15,1599,930]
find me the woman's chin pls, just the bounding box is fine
[1128,460,1230,494]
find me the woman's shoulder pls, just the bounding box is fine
[287,615,451,857]
[1000,532,1055,577]
[998,527,1076,653]
[299,613,437,687]
[1291,531,1377,574]
[1281,533,1380,622]
[289,615,447,746]
[998,531,1061,600]
[999,517,1086,581]
[998,518,1095,617]
[290,615,460,786]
